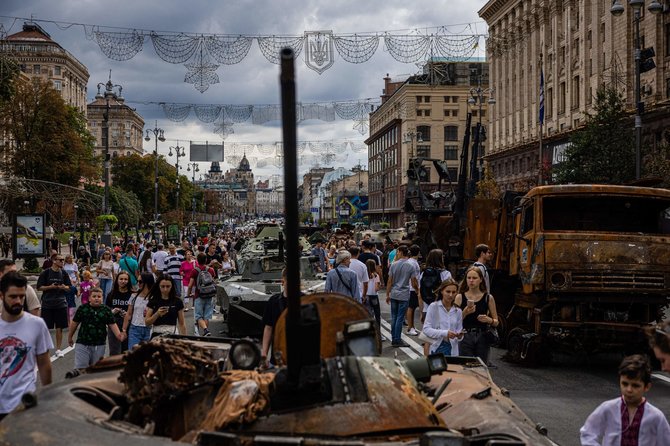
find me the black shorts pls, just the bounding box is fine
[408,291,419,309]
[41,307,69,329]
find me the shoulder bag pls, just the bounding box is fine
[418,305,441,344]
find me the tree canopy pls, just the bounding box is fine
[0,78,99,186]
[553,85,635,184]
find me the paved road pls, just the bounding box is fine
[42,285,670,446]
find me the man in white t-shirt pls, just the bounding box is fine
[347,247,369,303]
[151,243,169,274]
[0,271,53,419]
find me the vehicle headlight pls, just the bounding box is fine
[550,272,567,289]
[229,339,261,370]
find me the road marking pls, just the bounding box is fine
[378,324,419,359]
[652,373,670,385]
[50,346,74,363]
[379,319,424,358]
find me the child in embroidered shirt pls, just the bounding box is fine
[580,354,670,446]
[79,270,94,306]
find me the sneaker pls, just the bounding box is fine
[391,340,409,348]
[56,350,65,358]
[380,334,387,342]
[194,325,200,336]
[203,329,211,337]
[407,327,419,336]
[183,307,190,312]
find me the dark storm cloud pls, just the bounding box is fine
[2,0,487,177]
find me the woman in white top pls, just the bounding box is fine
[96,250,115,298]
[122,272,155,349]
[419,249,453,321]
[62,254,79,286]
[220,251,236,276]
[422,279,464,356]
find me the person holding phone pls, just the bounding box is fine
[145,276,186,337]
[455,266,499,366]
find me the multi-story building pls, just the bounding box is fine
[365,61,490,227]
[479,0,670,189]
[87,75,145,159]
[202,156,257,218]
[3,22,89,114]
[300,167,334,215]
[327,166,369,224]
[256,180,284,217]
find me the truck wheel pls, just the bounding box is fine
[505,327,527,363]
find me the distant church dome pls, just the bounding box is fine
[238,154,251,171]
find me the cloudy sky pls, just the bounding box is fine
[2,0,488,182]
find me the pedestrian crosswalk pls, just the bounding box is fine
[379,319,423,359]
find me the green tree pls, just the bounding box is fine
[553,85,635,184]
[111,153,199,220]
[0,55,20,102]
[0,78,99,185]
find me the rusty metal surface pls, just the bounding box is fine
[526,184,670,199]
[273,292,380,363]
[247,357,445,437]
[432,361,554,445]
[200,370,275,432]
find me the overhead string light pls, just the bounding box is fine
[145,97,378,134]
[0,15,485,93]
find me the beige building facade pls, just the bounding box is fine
[87,76,145,159]
[480,0,670,189]
[366,62,490,227]
[4,22,89,114]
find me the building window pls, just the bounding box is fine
[416,109,422,116]
[444,125,458,141]
[417,125,431,141]
[447,167,458,183]
[54,65,61,76]
[451,96,458,103]
[573,76,580,108]
[444,96,450,103]
[416,95,423,103]
[559,82,566,114]
[424,109,431,117]
[444,110,450,117]
[444,145,459,160]
[424,95,430,103]
[452,109,458,117]
[33,65,41,74]
[53,80,62,90]
[417,145,431,157]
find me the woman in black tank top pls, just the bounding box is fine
[455,266,499,365]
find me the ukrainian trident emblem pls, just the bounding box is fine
[304,31,334,74]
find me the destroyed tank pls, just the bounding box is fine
[217,223,324,338]
[0,49,557,446]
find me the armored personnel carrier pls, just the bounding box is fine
[218,223,324,338]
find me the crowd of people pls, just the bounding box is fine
[1,226,669,441]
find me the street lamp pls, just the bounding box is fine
[95,74,122,247]
[169,142,185,214]
[145,121,166,240]
[611,0,662,180]
[468,75,495,186]
[187,162,200,222]
[402,130,423,159]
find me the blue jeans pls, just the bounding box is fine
[390,299,409,344]
[99,278,113,299]
[128,324,152,350]
[434,340,452,356]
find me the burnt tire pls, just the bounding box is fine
[505,327,527,363]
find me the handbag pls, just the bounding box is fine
[484,325,500,345]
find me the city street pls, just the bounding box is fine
[41,283,670,446]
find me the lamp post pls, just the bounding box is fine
[145,121,166,240]
[95,74,122,248]
[468,75,495,185]
[611,0,662,180]
[187,162,200,222]
[402,130,423,159]
[169,142,185,215]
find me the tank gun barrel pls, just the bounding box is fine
[280,48,302,386]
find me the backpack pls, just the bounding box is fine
[194,266,217,298]
[420,267,442,305]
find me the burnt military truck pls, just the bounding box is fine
[470,185,670,361]
[405,153,670,361]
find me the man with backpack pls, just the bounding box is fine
[186,252,217,337]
